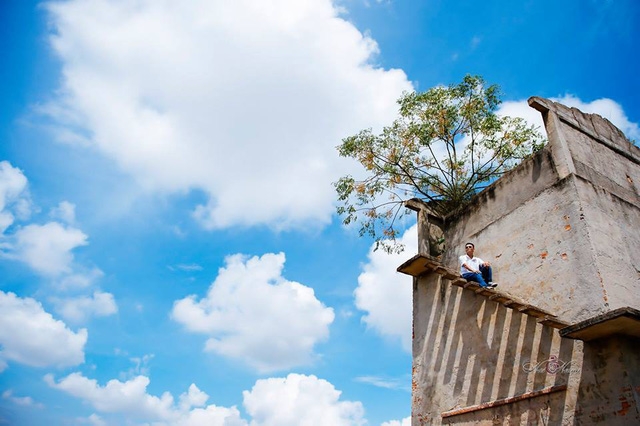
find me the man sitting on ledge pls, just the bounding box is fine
[460,242,498,288]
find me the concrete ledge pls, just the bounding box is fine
[441,384,567,419]
[559,307,640,341]
[397,254,568,328]
[396,253,440,277]
[538,316,570,329]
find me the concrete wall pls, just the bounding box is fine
[412,274,583,425]
[409,98,640,425]
[411,274,640,425]
[441,150,609,323]
[574,336,640,424]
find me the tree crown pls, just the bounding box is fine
[335,75,545,253]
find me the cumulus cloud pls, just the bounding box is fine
[52,291,118,323]
[354,225,416,351]
[0,162,102,292]
[172,252,334,372]
[0,161,29,234]
[45,373,246,425]
[498,95,640,141]
[43,0,412,230]
[178,384,208,412]
[381,416,411,426]
[243,374,365,426]
[0,291,87,370]
[12,222,88,276]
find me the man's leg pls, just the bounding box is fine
[480,264,493,283]
[480,265,497,287]
[462,272,488,287]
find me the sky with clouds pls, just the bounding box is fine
[1,0,639,425]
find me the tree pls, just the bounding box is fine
[335,75,545,253]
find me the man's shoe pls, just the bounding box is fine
[488,282,498,288]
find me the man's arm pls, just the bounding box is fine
[461,259,479,274]
[477,257,490,267]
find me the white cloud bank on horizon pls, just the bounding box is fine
[354,225,416,352]
[172,252,334,372]
[45,373,246,425]
[0,291,87,371]
[43,0,413,231]
[46,372,365,425]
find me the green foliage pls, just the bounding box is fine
[335,75,545,253]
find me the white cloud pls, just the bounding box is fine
[12,222,88,276]
[243,373,365,426]
[49,201,76,224]
[2,389,45,409]
[47,372,365,426]
[354,375,409,391]
[52,291,118,323]
[381,416,410,426]
[354,225,416,351]
[0,161,29,234]
[43,0,412,230]
[57,267,104,290]
[498,95,640,141]
[86,414,107,426]
[170,263,203,272]
[172,252,334,372]
[0,163,102,293]
[179,384,208,412]
[173,405,247,426]
[45,373,247,426]
[118,353,154,380]
[44,373,174,419]
[0,291,87,370]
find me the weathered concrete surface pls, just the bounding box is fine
[406,98,640,425]
[574,336,640,424]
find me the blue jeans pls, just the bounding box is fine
[462,264,493,287]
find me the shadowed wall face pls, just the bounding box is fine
[412,275,581,425]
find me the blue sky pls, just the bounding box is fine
[0,1,638,425]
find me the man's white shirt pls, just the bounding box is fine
[459,255,485,275]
